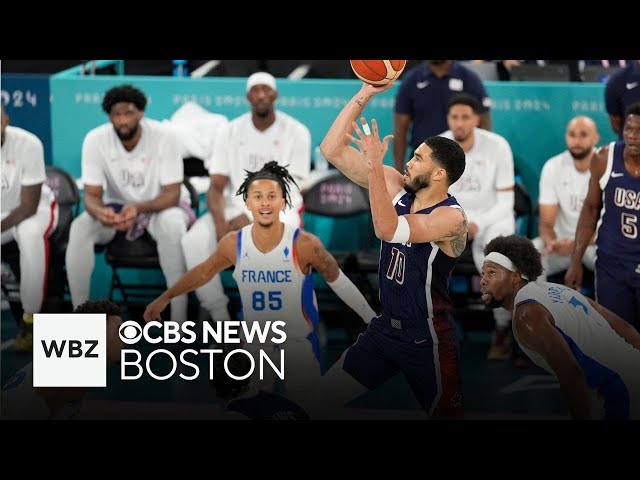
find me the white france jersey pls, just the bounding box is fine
[208,111,311,217]
[1,125,54,215]
[233,223,319,341]
[81,118,184,205]
[538,150,590,239]
[514,281,640,419]
[441,128,514,214]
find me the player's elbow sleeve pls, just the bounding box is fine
[382,216,410,244]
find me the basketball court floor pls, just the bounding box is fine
[0,304,569,420]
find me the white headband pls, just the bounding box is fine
[484,252,529,280]
[246,72,277,93]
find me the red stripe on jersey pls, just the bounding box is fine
[39,200,57,311]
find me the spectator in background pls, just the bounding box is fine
[179,72,311,323]
[533,116,599,282]
[65,84,192,326]
[565,102,640,328]
[393,60,491,173]
[604,60,640,138]
[1,104,59,352]
[439,93,515,361]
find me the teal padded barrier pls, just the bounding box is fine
[2,74,53,165]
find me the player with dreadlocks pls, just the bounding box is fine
[144,161,376,411]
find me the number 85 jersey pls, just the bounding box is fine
[233,223,320,341]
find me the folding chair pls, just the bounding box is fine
[302,171,380,335]
[1,166,80,317]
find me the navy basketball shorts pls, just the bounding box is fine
[342,313,464,416]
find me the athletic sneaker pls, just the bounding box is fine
[14,313,33,352]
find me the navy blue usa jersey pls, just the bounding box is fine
[378,192,463,332]
[597,140,640,263]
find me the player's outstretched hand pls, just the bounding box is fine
[349,117,393,168]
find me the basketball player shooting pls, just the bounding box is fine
[316,79,469,418]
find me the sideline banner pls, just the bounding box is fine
[2,74,53,165]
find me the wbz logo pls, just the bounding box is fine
[33,314,106,387]
[41,339,99,358]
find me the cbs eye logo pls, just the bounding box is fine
[119,321,143,345]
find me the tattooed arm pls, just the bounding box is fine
[380,206,468,258]
[296,231,341,281]
[444,207,469,258]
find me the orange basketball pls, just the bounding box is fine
[350,60,407,86]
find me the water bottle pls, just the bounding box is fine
[314,146,328,172]
[173,60,189,77]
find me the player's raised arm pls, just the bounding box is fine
[320,82,402,193]
[143,232,237,322]
[296,231,376,324]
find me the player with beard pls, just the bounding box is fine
[480,235,640,420]
[533,116,600,282]
[315,81,468,419]
[66,84,192,326]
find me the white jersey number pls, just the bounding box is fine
[386,247,405,285]
[621,212,638,239]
